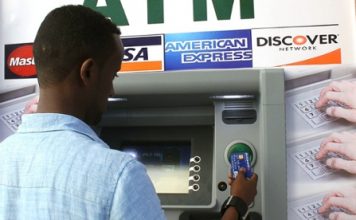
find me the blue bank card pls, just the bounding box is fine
[230,152,253,179]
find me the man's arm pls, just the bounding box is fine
[109,159,166,220]
[222,206,240,220]
[221,169,258,220]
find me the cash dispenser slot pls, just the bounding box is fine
[212,95,257,125]
[222,109,257,124]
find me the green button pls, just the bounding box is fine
[227,143,253,162]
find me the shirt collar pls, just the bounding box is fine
[18,113,106,145]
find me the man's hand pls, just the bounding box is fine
[230,168,258,206]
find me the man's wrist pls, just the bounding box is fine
[220,195,248,219]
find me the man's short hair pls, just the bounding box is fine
[33,5,121,87]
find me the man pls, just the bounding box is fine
[0,5,258,220]
[0,5,165,219]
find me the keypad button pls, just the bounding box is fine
[297,206,309,213]
[296,152,306,159]
[301,106,313,113]
[311,167,327,177]
[296,102,307,109]
[306,99,315,105]
[321,114,334,121]
[303,211,314,218]
[308,203,320,210]
[301,156,314,164]
[311,116,324,125]
[307,111,318,119]
[306,162,321,170]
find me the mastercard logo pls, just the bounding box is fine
[6,45,37,77]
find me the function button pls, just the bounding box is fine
[218,181,227,191]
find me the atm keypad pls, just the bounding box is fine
[1,109,24,132]
[294,200,325,220]
[292,146,339,180]
[293,96,338,128]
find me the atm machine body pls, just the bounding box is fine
[99,69,286,220]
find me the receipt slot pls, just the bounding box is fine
[99,69,286,220]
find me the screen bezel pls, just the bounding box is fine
[100,125,214,206]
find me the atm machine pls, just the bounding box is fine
[99,68,286,220]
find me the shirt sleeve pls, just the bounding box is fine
[109,159,166,220]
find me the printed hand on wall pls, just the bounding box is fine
[316,80,356,123]
[318,187,356,220]
[24,96,39,114]
[316,132,356,174]
[315,80,356,174]
[315,79,356,219]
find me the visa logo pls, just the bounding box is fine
[120,35,164,72]
[123,48,148,61]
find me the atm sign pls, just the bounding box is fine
[5,43,37,79]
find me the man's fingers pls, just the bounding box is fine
[250,173,258,183]
[236,168,246,181]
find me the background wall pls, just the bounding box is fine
[1,0,356,88]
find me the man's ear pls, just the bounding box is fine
[79,58,98,86]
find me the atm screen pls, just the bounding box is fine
[121,141,191,194]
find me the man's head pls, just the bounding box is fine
[33,5,124,125]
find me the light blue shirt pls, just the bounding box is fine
[0,113,166,220]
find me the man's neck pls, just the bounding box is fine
[36,86,86,121]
